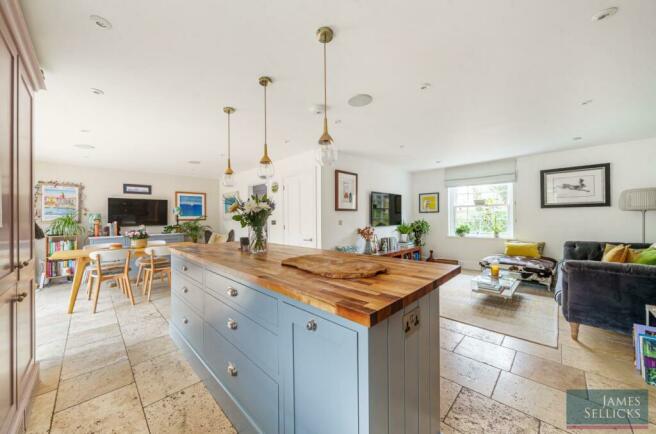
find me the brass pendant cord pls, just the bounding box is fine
[264,83,267,151]
[323,40,327,125]
[227,110,231,169]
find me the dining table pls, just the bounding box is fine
[48,241,195,313]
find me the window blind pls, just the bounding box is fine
[444,158,517,187]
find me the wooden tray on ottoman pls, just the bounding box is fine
[281,254,387,279]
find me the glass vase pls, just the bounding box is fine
[363,239,374,255]
[249,226,268,254]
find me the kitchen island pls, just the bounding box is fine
[169,243,460,434]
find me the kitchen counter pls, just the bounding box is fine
[169,242,460,434]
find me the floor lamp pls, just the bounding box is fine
[619,188,656,243]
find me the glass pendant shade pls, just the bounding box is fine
[257,161,275,179]
[222,166,234,187]
[316,143,338,166]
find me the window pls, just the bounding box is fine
[448,183,514,238]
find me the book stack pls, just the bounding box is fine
[633,324,656,386]
[46,238,77,278]
[475,276,503,293]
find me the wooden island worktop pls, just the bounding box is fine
[170,242,460,327]
[169,242,460,434]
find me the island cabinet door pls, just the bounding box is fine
[280,302,359,434]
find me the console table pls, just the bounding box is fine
[378,246,421,260]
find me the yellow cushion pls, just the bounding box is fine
[504,242,541,258]
[208,233,227,244]
[601,244,629,263]
[627,248,645,263]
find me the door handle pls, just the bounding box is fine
[22,261,29,266]
[303,238,313,242]
[15,292,28,303]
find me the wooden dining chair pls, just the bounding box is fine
[141,246,171,302]
[135,240,167,288]
[82,243,124,296]
[88,249,134,313]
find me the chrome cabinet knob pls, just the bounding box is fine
[227,362,238,377]
[227,319,238,330]
[181,265,188,271]
[306,319,317,331]
[183,318,189,325]
[182,287,189,294]
[227,287,238,297]
[15,292,28,303]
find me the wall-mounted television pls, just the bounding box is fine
[370,192,402,226]
[108,198,168,226]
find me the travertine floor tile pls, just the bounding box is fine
[65,322,122,349]
[50,383,148,434]
[454,336,516,370]
[121,315,169,346]
[55,359,134,412]
[25,389,56,434]
[511,351,586,392]
[440,318,504,345]
[440,377,462,420]
[492,371,567,430]
[34,363,61,396]
[69,308,117,334]
[539,421,567,433]
[127,334,177,366]
[586,371,656,425]
[445,387,540,433]
[440,422,462,433]
[440,327,464,351]
[35,338,66,366]
[115,301,162,326]
[502,335,562,363]
[144,381,236,433]
[133,350,200,406]
[440,349,500,396]
[562,344,643,388]
[60,334,127,380]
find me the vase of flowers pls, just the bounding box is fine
[357,226,376,254]
[230,194,275,254]
[125,226,149,248]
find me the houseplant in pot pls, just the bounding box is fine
[46,213,86,237]
[455,223,470,237]
[231,194,275,253]
[125,226,149,248]
[411,219,430,247]
[396,222,413,243]
[483,208,506,238]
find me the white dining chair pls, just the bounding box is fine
[135,240,167,287]
[141,246,171,302]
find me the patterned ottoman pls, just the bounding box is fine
[479,254,558,289]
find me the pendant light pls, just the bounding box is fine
[316,26,337,166]
[257,76,275,179]
[222,106,235,187]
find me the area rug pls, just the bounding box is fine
[439,273,559,347]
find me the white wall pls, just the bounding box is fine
[34,161,221,233]
[411,137,656,268]
[321,152,412,250]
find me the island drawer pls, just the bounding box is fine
[171,256,203,284]
[204,325,279,434]
[172,272,204,314]
[171,294,203,353]
[205,269,278,329]
[205,292,278,377]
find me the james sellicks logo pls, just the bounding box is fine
[566,389,648,430]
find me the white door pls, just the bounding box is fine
[283,169,317,248]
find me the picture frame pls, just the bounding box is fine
[175,191,207,220]
[335,170,358,211]
[419,192,439,213]
[540,163,611,208]
[39,182,82,222]
[123,183,152,195]
[222,191,239,219]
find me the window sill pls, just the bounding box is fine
[448,235,513,241]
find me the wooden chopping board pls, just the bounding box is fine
[281,254,388,279]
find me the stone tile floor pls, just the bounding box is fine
[26,279,651,433]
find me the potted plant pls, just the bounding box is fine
[410,219,430,247]
[46,214,86,237]
[455,223,471,237]
[125,226,149,248]
[396,222,413,243]
[357,226,376,254]
[483,209,506,238]
[231,195,275,253]
[180,219,212,243]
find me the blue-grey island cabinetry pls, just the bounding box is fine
[169,243,460,434]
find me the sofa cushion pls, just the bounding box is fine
[601,244,629,263]
[627,248,646,263]
[505,242,541,258]
[636,249,656,266]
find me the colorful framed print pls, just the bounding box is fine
[419,192,439,213]
[335,170,358,211]
[223,191,239,219]
[540,163,610,208]
[175,191,207,220]
[123,183,152,195]
[41,183,80,221]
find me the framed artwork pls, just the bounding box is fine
[540,163,611,208]
[223,191,239,218]
[175,191,207,220]
[335,170,358,211]
[41,183,81,221]
[123,183,151,195]
[419,192,439,213]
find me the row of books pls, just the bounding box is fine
[45,259,75,278]
[633,324,656,386]
[47,239,76,256]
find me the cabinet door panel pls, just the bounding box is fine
[0,24,13,280]
[16,64,32,267]
[281,303,359,434]
[0,281,16,433]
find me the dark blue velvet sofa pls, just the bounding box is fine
[556,241,656,339]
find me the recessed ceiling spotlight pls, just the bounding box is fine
[573,136,583,141]
[435,160,441,164]
[80,129,91,133]
[334,119,342,125]
[348,94,373,107]
[310,104,325,115]
[283,139,291,144]
[90,15,112,29]
[73,144,95,150]
[420,83,432,90]
[90,88,104,95]
[399,145,405,149]
[188,160,201,164]
[581,99,593,106]
[592,7,618,22]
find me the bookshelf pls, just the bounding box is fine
[40,235,79,288]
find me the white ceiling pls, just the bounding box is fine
[22,0,656,179]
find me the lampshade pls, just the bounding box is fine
[619,188,656,211]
